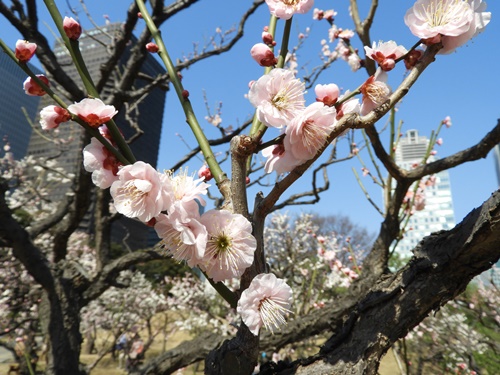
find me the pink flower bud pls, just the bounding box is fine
[436,138,443,146]
[63,17,82,40]
[314,83,340,106]
[15,40,37,63]
[137,12,143,18]
[245,176,250,185]
[404,49,423,70]
[250,43,277,67]
[23,75,49,96]
[262,32,274,45]
[442,116,452,128]
[146,42,159,53]
[198,165,213,182]
[182,90,190,99]
[39,106,71,130]
[380,58,395,71]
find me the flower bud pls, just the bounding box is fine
[182,90,190,99]
[146,42,159,53]
[63,17,82,40]
[262,32,274,45]
[23,75,49,96]
[15,40,37,63]
[39,106,71,130]
[250,43,277,67]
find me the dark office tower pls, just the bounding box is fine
[27,23,166,249]
[0,52,42,159]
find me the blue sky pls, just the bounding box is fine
[1,0,499,235]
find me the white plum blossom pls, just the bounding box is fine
[237,273,293,335]
[199,210,256,282]
[265,0,315,20]
[110,161,171,222]
[39,105,71,130]
[248,68,305,128]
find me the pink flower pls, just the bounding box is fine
[23,75,49,96]
[265,0,315,20]
[248,68,305,128]
[336,90,361,120]
[67,98,118,128]
[63,17,82,40]
[146,42,159,53]
[237,273,292,336]
[442,116,452,127]
[250,43,277,67]
[83,137,122,189]
[167,168,210,215]
[261,31,274,45]
[436,138,443,146]
[39,105,71,130]
[360,68,392,115]
[404,0,477,51]
[154,208,207,267]
[364,41,408,71]
[315,83,340,106]
[286,102,337,161]
[15,40,37,63]
[261,136,302,175]
[198,210,256,282]
[110,161,171,222]
[440,0,491,54]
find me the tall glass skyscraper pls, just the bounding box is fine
[0,52,41,159]
[26,23,166,249]
[394,129,456,257]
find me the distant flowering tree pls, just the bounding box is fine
[0,1,498,375]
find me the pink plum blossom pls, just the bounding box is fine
[166,168,210,216]
[15,40,37,63]
[442,115,452,127]
[286,102,337,161]
[250,43,277,67]
[83,137,122,189]
[261,135,302,175]
[248,68,305,128]
[336,90,361,120]
[155,208,207,268]
[198,165,213,182]
[360,68,392,115]
[110,161,171,222]
[63,17,82,40]
[315,83,340,106]
[67,98,118,128]
[198,210,256,282]
[364,41,408,71]
[265,0,315,20]
[39,105,71,130]
[23,75,49,96]
[237,273,292,335]
[440,0,491,54]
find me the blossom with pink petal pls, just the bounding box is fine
[39,105,71,130]
[261,135,302,175]
[265,0,315,20]
[110,161,171,222]
[166,168,210,215]
[237,273,292,336]
[198,210,256,282]
[440,0,491,54]
[286,102,337,161]
[83,137,122,189]
[248,68,305,128]
[360,69,392,115]
[63,17,82,40]
[155,207,207,267]
[146,42,159,53]
[67,98,118,128]
[315,83,339,106]
[15,40,37,63]
[364,41,408,71]
[250,43,277,67]
[23,75,49,96]
[336,90,361,120]
[442,115,452,127]
[405,0,474,40]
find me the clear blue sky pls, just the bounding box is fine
[1,0,499,235]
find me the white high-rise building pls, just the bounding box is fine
[394,130,456,257]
